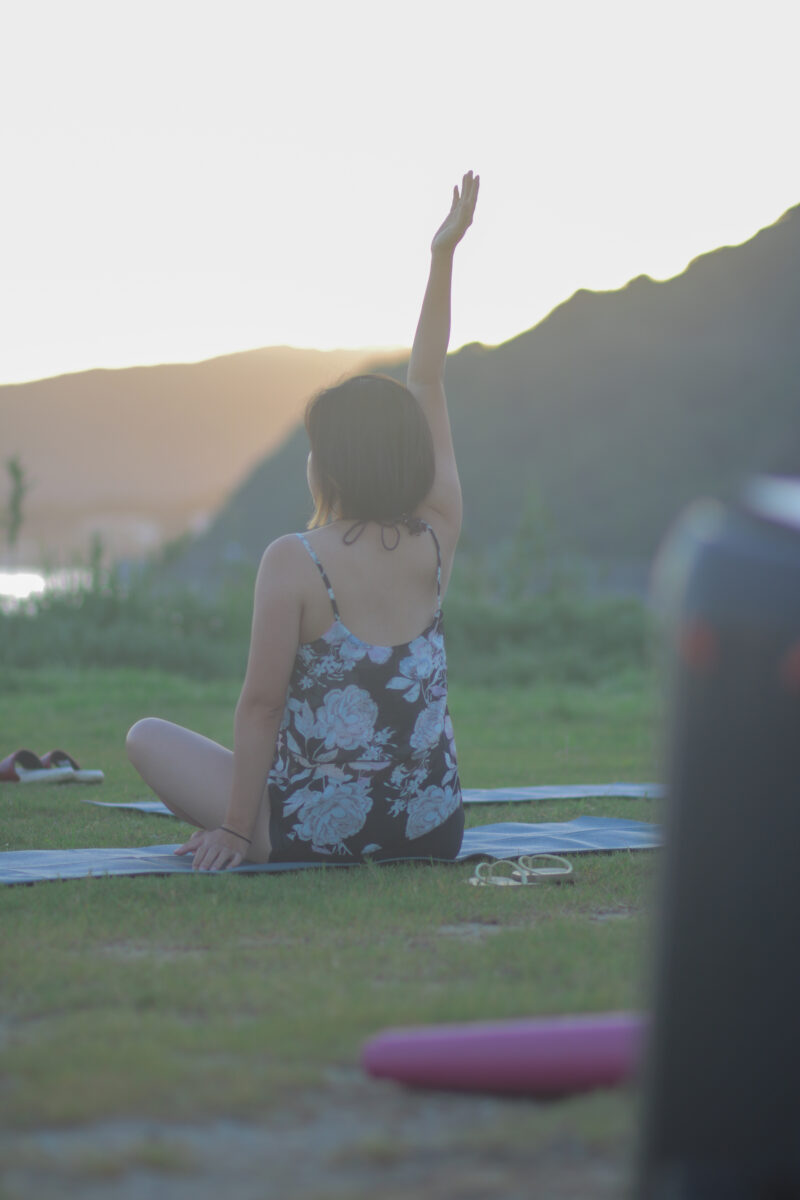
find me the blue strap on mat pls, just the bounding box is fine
[0,817,659,885]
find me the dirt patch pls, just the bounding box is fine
[1,1071,635,1199]
[589,907,640,923]
[94,944,210,962]
[435,922,510,940]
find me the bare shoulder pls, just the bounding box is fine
[255,533,310,593]
[259,531,303,561]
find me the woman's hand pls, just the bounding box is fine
[430,170,480,256]
[174,827,246,872]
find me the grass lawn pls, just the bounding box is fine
[1,665,662,1194]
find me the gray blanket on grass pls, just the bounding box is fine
[0,817,659,885]
[84,782,662,819]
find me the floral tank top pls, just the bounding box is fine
[267,522,464,863]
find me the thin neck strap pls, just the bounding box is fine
[342,516,441,609]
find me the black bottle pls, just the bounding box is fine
[638,478,800,1199]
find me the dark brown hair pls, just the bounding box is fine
[304,374,435,528]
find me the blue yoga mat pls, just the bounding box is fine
[83,782,662,820]
[0,817,659,885]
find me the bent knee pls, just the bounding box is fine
[125,716,168,766]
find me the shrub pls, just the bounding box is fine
[443,585,648,685]
[0,565,252,679]
[1,554,649,686]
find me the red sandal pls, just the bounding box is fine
[39,750,104,784]
[0,749,74,783]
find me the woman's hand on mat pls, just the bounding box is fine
[175,827,245,871]
[430,170,479,256]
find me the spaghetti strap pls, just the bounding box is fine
[296,534,340,620]
[424,522,443,612]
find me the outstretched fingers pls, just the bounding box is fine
[175,827,245,871]
[461,170,479,214]
[198,846,242,872]
[430,170,480,253]
[174,829,204,856]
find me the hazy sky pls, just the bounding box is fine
[1,0,798,384]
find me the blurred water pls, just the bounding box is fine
[0,568,91,612]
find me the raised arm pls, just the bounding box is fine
[408,170,479,536]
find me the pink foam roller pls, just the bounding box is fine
[362,1012,643,1096]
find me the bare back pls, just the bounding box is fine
[297,519,452,647]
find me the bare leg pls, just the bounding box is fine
[125,718,271,862]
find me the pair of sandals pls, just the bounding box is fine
[468,854,573,886]
[0,748,104,784]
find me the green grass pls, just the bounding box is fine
[0,665,661,1130]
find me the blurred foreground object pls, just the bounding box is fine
[363,1012,641,1096]
[639,477,800,1197]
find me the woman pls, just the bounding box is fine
[126,170,480,870]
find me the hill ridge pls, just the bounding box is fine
[170,199,800,579]
[0,346,375,563]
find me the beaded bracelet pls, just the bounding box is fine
[221,825,252,845]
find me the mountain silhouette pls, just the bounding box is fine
[170,202,800,582]
[1,346,374,563]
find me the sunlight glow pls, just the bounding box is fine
[0,570,91,610]
[1,0,798,383]
[0,572,47,602]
